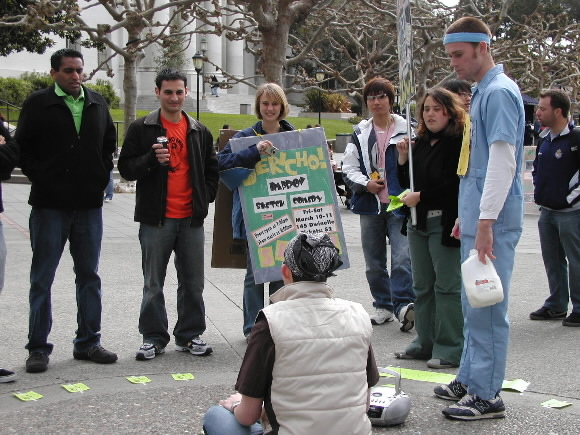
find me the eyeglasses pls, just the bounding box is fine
[459,92,471,99]
[367,94,388,101]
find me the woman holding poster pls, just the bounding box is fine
[394,87,465,369]
[217,83,295,340]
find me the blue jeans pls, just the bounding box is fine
[27,207,103,355]
[0,220,6,295]
[360,211,414,316]
[104,170,114,200]
[203,405,262,435]
[538,208,580,314]
[243,253,283,336]
[138,218,206,348]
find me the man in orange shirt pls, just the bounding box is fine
[118,69,219,360]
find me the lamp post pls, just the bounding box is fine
[315,69,325,125]
[192,53,204,120]
[200,36,208,100]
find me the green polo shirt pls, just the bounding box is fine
[55,83,85,134]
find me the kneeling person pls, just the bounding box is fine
[203,232,379,435]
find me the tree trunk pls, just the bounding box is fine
[258,18,291,85]
[122,52,144,135]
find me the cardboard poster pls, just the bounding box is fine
[230,127,350,284]
[211,129,247,269]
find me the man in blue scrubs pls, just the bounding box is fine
[434,17,525,420]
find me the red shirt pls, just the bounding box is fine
[161,115,192,218]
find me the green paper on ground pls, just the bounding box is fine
[171,373,194,381]
[386,189,410,212]
[501,379,529,392]
[541,399,572,409]
[126,376,151,384]
[62,383,90,393]
[380,367,455,384]
[14,391,43,401]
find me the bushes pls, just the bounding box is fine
[0,74,120,109]
[84,79,120,109]
[20,72,53,93]
[303,88,351,113]
[0,77,33,107]
[325,93,350,113]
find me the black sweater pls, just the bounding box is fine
[397,133,462,247]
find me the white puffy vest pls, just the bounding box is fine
[263,282,373,435]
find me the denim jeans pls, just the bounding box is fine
[243,253,283,336]
[138,218,206,348]
[203,405,262,435]
[0,220,6,295]
[104,170,114,200]
[360,210,414,316]
[27,207,103,355]
[538,207,580,314]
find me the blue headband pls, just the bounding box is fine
[443,32,491,45]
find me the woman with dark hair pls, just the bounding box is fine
[394,87,466,369]
[442,79,471,176]
[442,79,471,112]
[217,83,294,340]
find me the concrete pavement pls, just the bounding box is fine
[0,183,578,434]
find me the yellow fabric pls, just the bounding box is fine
[457,114,470,176]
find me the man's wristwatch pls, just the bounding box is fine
[231,401,241,413]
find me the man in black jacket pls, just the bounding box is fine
[0,120,19,382]
[16,49,118,373]
[118,68,218,361]
[530,89,580,327]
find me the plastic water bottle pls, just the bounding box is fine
[461,249,504,308]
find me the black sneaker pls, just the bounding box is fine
[0,368,17,383]
[529,307,567,320]
[73,345,118,364]
[442,394,506,420]
[434,379,468,401]
[563,312,580,327]
[26,352,49,373]
[175,336,213,356]
[136,343,166,360]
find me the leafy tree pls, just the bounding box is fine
[0,0,78,56]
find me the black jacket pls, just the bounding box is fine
[397,133,462,247]
[118,109,219,226]
[0,123,20,213]
[16,84,116,209]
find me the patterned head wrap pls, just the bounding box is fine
[284,232,343,282]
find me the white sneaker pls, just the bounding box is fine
[370,308,395,325]
[398,303,415,332]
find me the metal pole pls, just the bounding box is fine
[406,101,416,226]
[196,71,200,121]
[318,88,322,125]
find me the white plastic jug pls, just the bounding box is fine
[461,249,504,308]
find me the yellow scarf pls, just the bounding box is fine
[457,114,470,176]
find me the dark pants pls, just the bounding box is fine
[27,207,103,355]
[138,218,206,347]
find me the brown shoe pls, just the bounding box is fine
[73,345,118,364]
